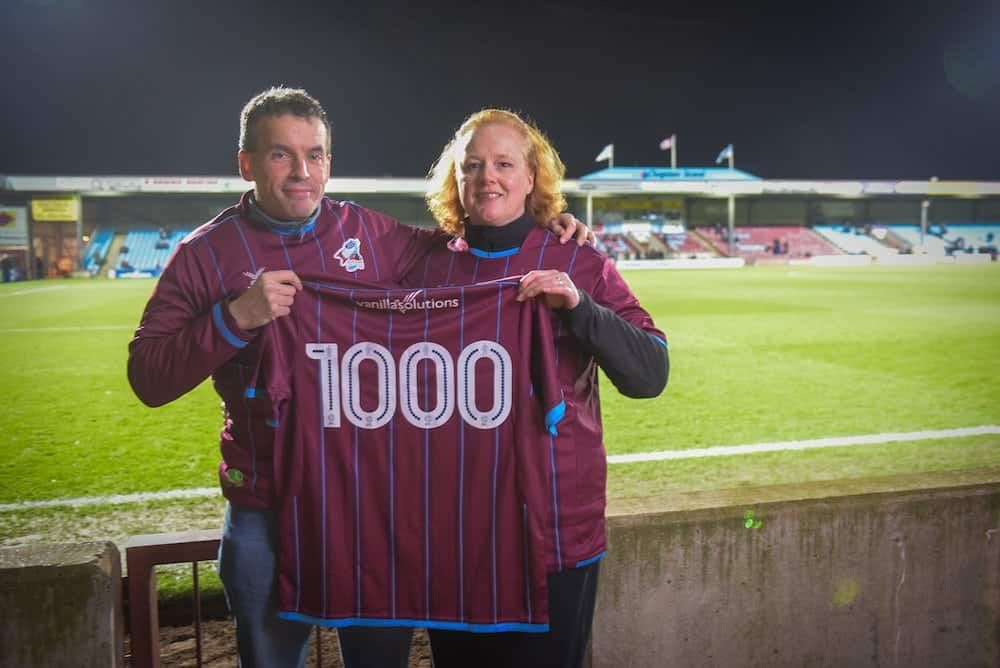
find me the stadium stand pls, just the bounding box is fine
[890,223,1000,257]
[813,225,898,258]
[116,228,189,276]
[696,226,839,261]
[959,225,1000,257]
[659,230,718,257]
[890,225,951,255]
[619,228,671,259]
[596,221,720,261]
[81,228,115,273]
[596,232,642,260]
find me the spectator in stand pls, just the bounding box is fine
[781,239,789,255]
[982,232,998,260]
[57,256,74,276]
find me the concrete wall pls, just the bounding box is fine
[2,473,998,667]
[592,469,1000,667]
[0,541,123,668]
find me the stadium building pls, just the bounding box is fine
[2,168,999,280]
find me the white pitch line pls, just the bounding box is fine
[607,425,1000,464]
[0,487,220,513]
[3,425,998,512]
[0,324,134,333]
[0,285,67,297]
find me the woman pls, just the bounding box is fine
[406,109,669,668]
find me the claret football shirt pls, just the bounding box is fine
[264,276,564,631]
[403,226,667,572]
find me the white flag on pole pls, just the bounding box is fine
[659,136,674,150]
[715,144,733,164]
[595,144,614,163]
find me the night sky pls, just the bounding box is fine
[4,0,998,181]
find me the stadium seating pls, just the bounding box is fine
[81,228,115,272]
[595,228,719,260]
[890,225,951,255]
[890,223,1000,256]
[596,232,640,260]
[656,231,718,257]
[116,228,189,276]
[962,224,1000,249]
[813,225,898,257]
[696,226,839,261]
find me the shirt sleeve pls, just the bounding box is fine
[560,259,669,399]
[127,243,259,407]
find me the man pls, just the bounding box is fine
[127,86,590,667]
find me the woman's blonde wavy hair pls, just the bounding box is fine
[426,109,567,237]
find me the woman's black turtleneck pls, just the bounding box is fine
[464,213,535,253]
[463,215,668,399]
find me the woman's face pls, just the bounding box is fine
[455,122,535,227]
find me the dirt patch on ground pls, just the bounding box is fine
[128,620,432,667]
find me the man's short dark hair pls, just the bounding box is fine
[239,86,331,153]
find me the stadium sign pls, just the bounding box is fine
[577,181,643,192]
[0,206,28,246]
[31,196,78,221]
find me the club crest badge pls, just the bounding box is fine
[334,238,365,272]
[242,267,266,287]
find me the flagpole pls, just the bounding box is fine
[727,195,735,257]
[727,146,735,255]
[671,134,677,169]
[609,145,614,168]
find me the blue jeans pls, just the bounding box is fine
[218,503,412,668]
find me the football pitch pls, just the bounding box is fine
[1,263,999,549]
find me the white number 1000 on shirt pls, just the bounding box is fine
[305,340,513,431]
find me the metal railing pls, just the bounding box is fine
[123,529,325,667]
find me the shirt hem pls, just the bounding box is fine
[278,611,549,633]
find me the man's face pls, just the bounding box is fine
[238,114,331,221]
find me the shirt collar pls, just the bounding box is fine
[246,193,321,237]
[464,213,535,254]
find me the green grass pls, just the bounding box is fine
[3,265,996,604]
[602,264,1000,454]
[0,281,220,502]
[605,435,1000,500]
[1,264,999,511]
